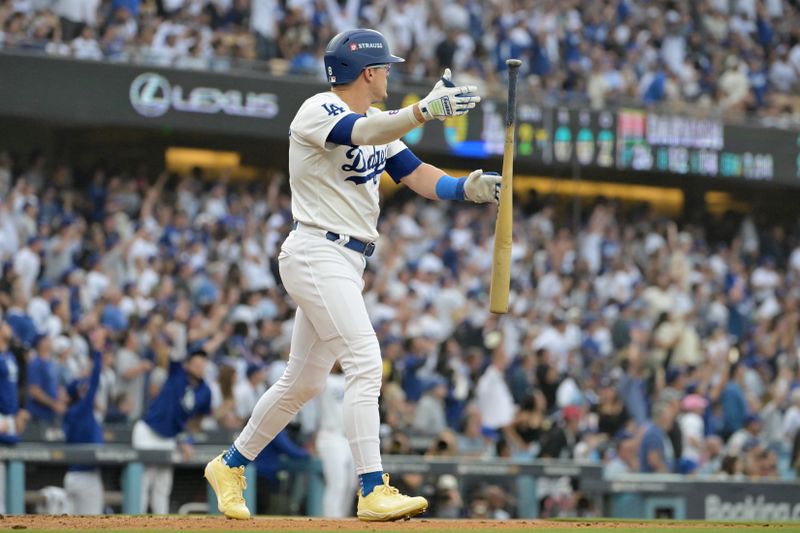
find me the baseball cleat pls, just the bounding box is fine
[204,453,251,520]
[356,473,428,522]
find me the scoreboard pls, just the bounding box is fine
[411,102,800,184]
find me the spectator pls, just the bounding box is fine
[132,335,211,515]
[720,364,748,440]
[14,237,43,301]
[0,319,28,515]
[718,55,750,110]
[782,389,800,447]
[234,362,267,421]
[71,26,103,60]
[314,365,356,518]
[540,405,583,459]
[411,377,448,438]
[456,405,493,458]
[596,378,630,439]
[253,428,310,513]
[26,334,66,425]
[55,0,99,40]
[678,394,708,474]
[432,474,463,518]
[604,435,639,476]
[475,343,515,433]
[62,328,105,515]
[639,401,676,473]
[210,363,242,430]
[115,329,152,421]
[505,391,546,458]
[0,144,798,501]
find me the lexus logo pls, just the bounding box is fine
[130,73,171,117]
[129,72,279,119]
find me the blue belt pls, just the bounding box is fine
[292,221,375,257]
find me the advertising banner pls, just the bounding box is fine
[609,477,800,521]
[2,52,799,184]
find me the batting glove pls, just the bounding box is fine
[418,68,481,122]
[464,170,501,204]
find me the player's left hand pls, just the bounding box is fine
[418,68,480,122]
[464,170,501,204]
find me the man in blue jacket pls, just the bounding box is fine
[132,320,211,514]
[62,327,106,515]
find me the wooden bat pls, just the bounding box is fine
[489,59,521,315]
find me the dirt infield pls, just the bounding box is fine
[0,515,791,532]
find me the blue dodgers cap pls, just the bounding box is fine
[744,413,762,426]
[324,29,404,85]
[246,362,265,378]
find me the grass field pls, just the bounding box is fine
[3,516,800,533]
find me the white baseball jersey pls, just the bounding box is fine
[289,91,409,242]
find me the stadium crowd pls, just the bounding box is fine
[3,0,800,121]
[0,148,799,518]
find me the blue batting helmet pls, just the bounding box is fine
[324,29,404,86]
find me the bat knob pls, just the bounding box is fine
[506,59,522,68]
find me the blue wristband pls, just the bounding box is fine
[435,175,466,201]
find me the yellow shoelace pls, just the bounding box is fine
[380,475,400,495]
[228,467,247,504]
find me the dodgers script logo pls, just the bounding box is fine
[342,146,386,185]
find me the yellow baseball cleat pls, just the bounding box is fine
[204,453,251,520]
[356,473,428,522]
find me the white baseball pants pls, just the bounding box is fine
[132,419,176,514]
[64,470,104,515]
[235,227,383,475]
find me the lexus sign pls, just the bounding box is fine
[129,72,279,119]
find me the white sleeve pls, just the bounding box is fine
[350,106,421,146]
[290,93,355,150]
[167,322,188,362]
[386,138,409,158]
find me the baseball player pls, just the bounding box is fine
[315,364,356,517]
[133,321,211,515]
[63,328,106,515]
[205,28,498,522]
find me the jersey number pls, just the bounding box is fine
[322,103,346,117]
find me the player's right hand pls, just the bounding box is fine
[418,68,480,122]
[464,169,501,204]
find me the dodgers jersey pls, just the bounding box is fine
[0,351,19,415]
[143,360,211,439]
[63,350,103,471]
[289,92,411,243]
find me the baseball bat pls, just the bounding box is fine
[489,58,521,315]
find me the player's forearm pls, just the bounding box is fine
[350,105,423,146]
[402,163,451,200]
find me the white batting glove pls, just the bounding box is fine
[418,68,481,122]
[464,170,501,204]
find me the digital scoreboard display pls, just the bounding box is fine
[415,101,800,184]
[616,109,776,180]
